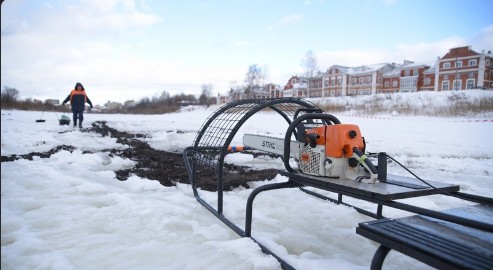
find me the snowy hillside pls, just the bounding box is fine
[310,90,493,118]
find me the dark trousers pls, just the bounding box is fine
[72,111,83,126]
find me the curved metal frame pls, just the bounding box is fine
[184,98,319,215]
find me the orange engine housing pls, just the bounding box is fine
[305,124,364,158]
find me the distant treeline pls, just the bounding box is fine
[1,86,216,114]
[0,86,67,112]
[124,91,216,114]
[3,86,492,117]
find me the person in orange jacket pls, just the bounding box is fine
[62,82,93,128]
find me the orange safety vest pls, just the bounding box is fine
[69,89,87,104]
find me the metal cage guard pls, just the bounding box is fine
[184,98,320,213]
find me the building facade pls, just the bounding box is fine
[217,45,492,103]
[437,46,493,91]
[283,76,307,97]
[399,61,430,92]
[322,66,347,97]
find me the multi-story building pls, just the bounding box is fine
[382,64,401,93]
[348,64,392,95]
[306,72,324,98]
[421,63,437,91]
[436,46,492,91]
[124,100,136,109]
[266,83,282,98]
[105,101,123,111]
[44,99,60,105]
[322,65,347,97]
[217,93,231,104]
[217,83,282,104]
[321,63,394,96]
[245,85,270,99]
[283,75,307,97]
[399,61,430,92]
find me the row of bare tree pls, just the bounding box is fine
[0,84,217,114]
[231,50,319,92]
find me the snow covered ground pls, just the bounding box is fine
[2,94,493,270]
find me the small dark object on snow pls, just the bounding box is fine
[59,115,70,125]
[36,110,46,123]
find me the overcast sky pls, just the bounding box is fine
[2,0,493,104]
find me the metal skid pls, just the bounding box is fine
[183,98,493,270]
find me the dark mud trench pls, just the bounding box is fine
[1,121,279,191]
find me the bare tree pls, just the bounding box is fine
[244,64,269,98]
[301,50,319,78]
[245,64,261,86]
[159,90,171,108]
[199,84,213,105]
[1,86,19,105]
[301,50,320,98]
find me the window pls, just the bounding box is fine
[466,79,475,89]
[392,80,398,87]
[358,89,364,94]
[453,80,462,90]
[413,69,418,76]
[405,69,410,76]
[425,78,431,85]
[337,77,341,86]
[443,62,450,68]
[366,77,371,84]
[350,89,357,94]
[359,77,364,84]
[401,77,417,88]
[378,77,383,84]
[456,61,462,68]
[469,59,477,66]
[442,81,449,91]
[469,72,475,78]
[365,89,371,95]
[331,78,335,86]
[352,78,357,85]
[385,81,390,87]
[444,74,448,80]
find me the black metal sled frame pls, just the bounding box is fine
[183,98,493,270]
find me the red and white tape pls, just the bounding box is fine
[338,114,493,122]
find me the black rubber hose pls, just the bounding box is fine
[353,147,378,174]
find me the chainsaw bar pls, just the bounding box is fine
[243,134,302,157]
